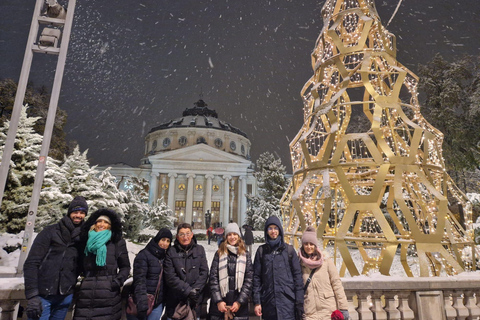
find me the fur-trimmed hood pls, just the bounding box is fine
[81,208,123,243]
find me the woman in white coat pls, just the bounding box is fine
[298,226,349,320]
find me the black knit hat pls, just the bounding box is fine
[153,228,173,244]
[67,196,88,215]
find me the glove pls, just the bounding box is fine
[341,309,350,320]
[295,302,304,320]
[136,308,148,320]
[26,296,43,319]
[188,288,199,305]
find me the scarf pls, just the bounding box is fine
[266,236,282,250]
[85,229,112,267]
[298,247,324,269]
[218,245,247,297]
[59,216,82,244]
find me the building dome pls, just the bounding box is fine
[142,99,251,165]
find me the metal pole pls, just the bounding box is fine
[0,0,44,207]
[17,0,77,275]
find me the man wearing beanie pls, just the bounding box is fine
[253,216,304,320]
[24,196,88,320]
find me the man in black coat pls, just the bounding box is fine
[23,196,88,320]
[163,223,209,319]
[252,216,304,320]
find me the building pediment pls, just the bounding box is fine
[148,144,251,165]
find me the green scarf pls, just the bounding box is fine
[85,229,112,267]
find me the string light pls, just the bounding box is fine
[281,0,474,277]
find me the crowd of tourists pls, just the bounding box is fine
[23,196,349,320]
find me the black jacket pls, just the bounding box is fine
[131,238,167,312]
[163,238,209,318]
[73,209,131,320]
[24,215,83,299]
[209,250,253,320]
[243,228,254,246]
[252,216,304,320]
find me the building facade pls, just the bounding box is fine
[104,99,257,228]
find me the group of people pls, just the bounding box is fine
[23,196,349,320]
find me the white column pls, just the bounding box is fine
[148,172,159,205]
[239,176,248,225]
[186,173,196,225]
[204,174,214,214]
[222,175,231,227]
[167,173,177,210]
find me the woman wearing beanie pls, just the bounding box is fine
[299,226,349,320]
[128,228,173,320]
[74,209,131,320]
[209,222,254,320]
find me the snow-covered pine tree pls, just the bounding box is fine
[244,152,288,229]
[148,197,174,230]
[98,168,128,217]
[0,105,68,232]
[59,146,106,212]
[122,176,150,239]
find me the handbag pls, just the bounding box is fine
[126,267,163,316]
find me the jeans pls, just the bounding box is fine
[28,294,73,320]
[126,303,163,320]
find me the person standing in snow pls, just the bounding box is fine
[299,226,349,320]
[163,223,209,320]
[252,216,304,320]
[23,196,88,320]
[208,223,254,320]
[128,228,172,320]
[73,209,130,320]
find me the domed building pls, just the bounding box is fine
[105,99,257,228]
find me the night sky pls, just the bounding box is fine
[1,0,479,171]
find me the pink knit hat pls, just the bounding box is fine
[302,226,319,247]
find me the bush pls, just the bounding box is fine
[195,233,207,241]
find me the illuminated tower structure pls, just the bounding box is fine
[281,0,475,277]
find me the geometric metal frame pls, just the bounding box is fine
[281,0,475,277]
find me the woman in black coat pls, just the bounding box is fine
[209,223,253,320]
[73,209,131,320]
[128,228,172,320]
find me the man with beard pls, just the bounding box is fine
[23,196,88,320]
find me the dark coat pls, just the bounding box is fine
[243,228,254,246]
[24,216,83,299]
[73,209,131,320]
[131,238,167,312]
[163,238,209,318]
[252,216,304,320]
[208,250,253,320]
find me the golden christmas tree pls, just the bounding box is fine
[281,0,475,277]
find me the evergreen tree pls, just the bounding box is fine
[418,54,480,190]
[0,78,69,160]
[148,197,174,230]
[245,152,288,229]
[122,176,150,240]
[59,146,107,212]
[0,105,68,232]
